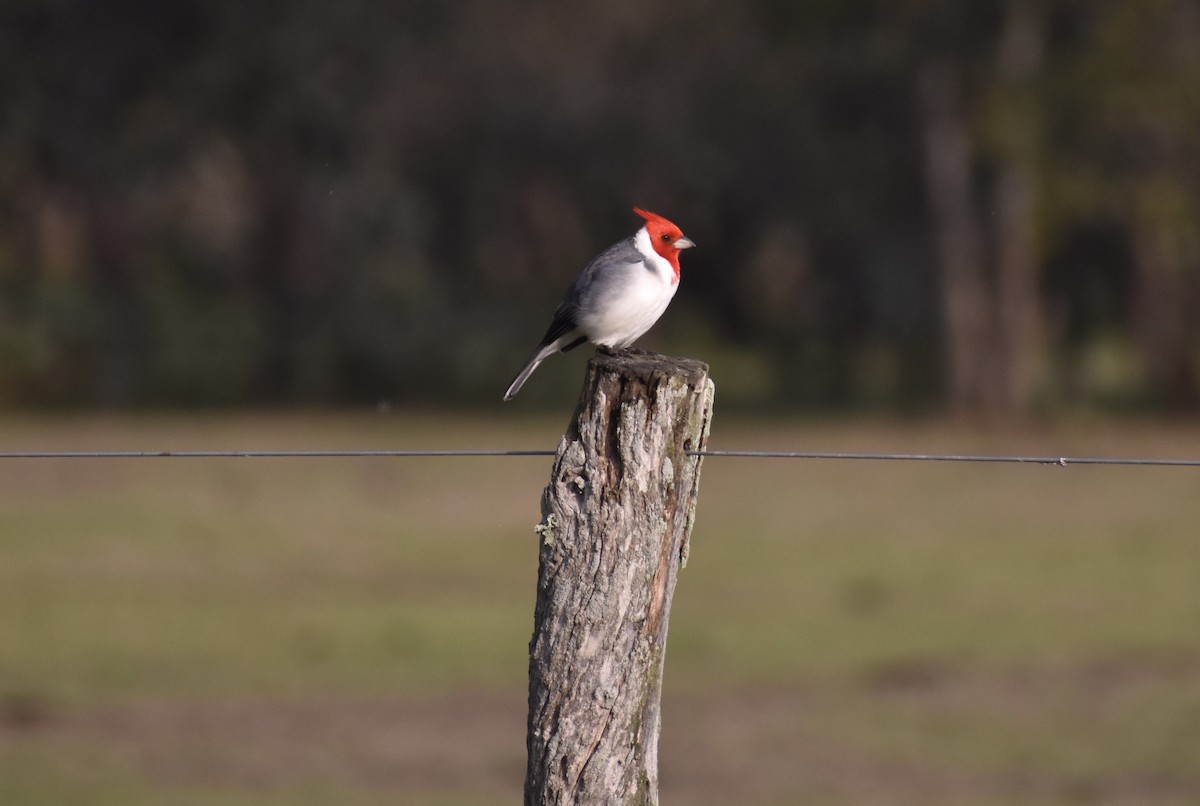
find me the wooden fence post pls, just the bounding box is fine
[525,351,714,806]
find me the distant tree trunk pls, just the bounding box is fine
[993,0,1046,413]
[525,351,714,806]
[919,63,995,413]
[86,197,148,406]
[1125,2,1200,411]
[250,187,298,401]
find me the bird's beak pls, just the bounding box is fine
[673,236,696,250]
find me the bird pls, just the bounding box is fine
[503,207,695,401]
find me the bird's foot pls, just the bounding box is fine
[597,345,651,358]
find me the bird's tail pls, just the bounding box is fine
[503,336,577,400]
[503,343,557,401]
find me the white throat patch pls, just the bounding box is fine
[633,227,677,284]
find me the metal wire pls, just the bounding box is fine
[692,450,1200,467]
[0,449,556,459]
[0,448,1197,467]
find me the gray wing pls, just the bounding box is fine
[562,236,646,310]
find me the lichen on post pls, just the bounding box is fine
[525,351,714,806]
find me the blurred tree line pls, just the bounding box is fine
[0,0,1196,412]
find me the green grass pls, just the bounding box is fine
[1,412,1199,804]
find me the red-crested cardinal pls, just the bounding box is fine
[503,207,695,400]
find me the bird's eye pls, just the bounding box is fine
[661,233,671,242]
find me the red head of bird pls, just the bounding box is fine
[633,207,695,279]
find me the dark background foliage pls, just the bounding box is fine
[1,0,1196,412]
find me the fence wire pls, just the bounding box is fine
[0,448,1198,467]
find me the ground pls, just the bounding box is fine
[1,413,1199,804]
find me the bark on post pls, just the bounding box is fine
[525,351,714,806]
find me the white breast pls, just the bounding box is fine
[578,228,679,348]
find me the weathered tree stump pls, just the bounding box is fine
[525,351,714,806]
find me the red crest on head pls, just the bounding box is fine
[633,207,673,228]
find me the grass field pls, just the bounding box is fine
[1,412,1199,804]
